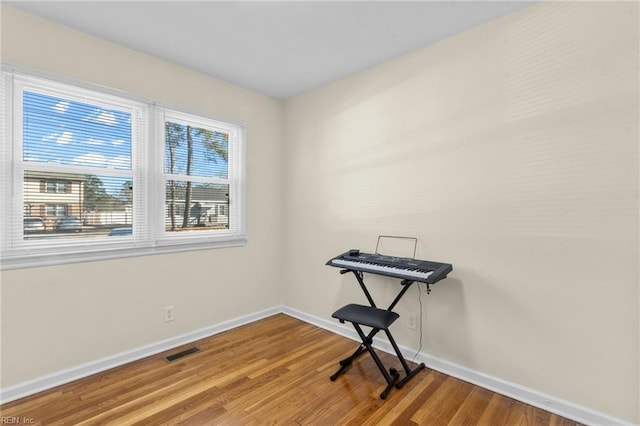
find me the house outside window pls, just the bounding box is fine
[23,171,86,228]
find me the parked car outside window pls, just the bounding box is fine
[24,217,46,233]
[54,216,83,232]
[108,227,132,236]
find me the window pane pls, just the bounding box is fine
[23,91,132,170]
[164,122,228,179]
[165,181,229,232]
[23,171,133,239]
[45,180,68,193]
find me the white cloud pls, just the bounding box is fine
[71,153,131,169]
[96,112,117,126]
[109,156,131,169]
[53,101,69,113]
[83,110,117,126]
[72,153,107,167]
[42,133,57,142]
[112,139,125,146]
[85,138,104,146]
[41,131,73,144]
[56,131,73,144]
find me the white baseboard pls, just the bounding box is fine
[283,306,638,426]
[0,305,283,404]
[2,305,637,426]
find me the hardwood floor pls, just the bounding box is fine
[1,314,582,425]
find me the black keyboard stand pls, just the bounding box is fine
[330,270,426,399]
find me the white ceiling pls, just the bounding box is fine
[8,1,535,99]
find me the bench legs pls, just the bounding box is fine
[330,322,425,399]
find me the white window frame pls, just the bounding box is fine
[155,108,245,247]
[0,67,246,270]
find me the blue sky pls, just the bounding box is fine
[22,91,229,181]
[23,91,133,170]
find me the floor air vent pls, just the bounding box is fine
[164,346,201,362]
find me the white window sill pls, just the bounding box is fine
[0,237,247,270]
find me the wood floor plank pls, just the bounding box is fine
[1,314,584,425]
[410,376,475,424]
[477,393,529,426]
[447,386,495,425]
[364,370,438,425]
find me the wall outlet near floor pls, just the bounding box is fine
[164,305,175,323]
[406,312,417,330]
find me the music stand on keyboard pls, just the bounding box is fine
[375,235,417,258]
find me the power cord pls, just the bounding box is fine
[412,283,424,364]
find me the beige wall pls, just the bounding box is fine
[283,2,638,423]
[0,5,285,386]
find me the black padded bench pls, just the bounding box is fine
[331,303,423,399]
[333,303,399,330]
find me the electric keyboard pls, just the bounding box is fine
[327,250,452,284]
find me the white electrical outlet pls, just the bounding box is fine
[164,305,175,322]
[406,312,417,330]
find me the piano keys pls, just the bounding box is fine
[327,250,452,284]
